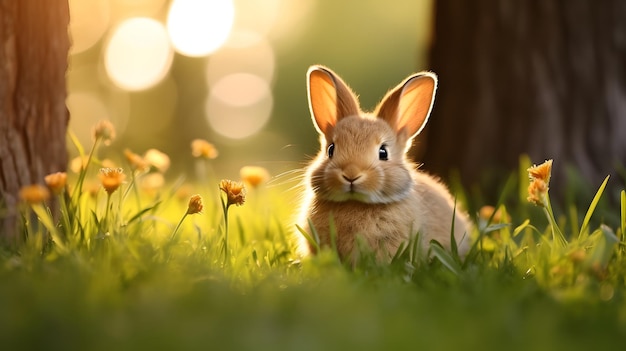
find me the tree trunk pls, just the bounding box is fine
[424,0,626,205]
[0,0,70,244]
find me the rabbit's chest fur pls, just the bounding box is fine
[304,172,470,261]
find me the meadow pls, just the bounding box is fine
[1,121,626,351]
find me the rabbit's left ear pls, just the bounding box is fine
[375,72,437,141]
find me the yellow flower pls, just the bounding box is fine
[44,172,67,195]
[527,159,553,207]
[191,139,219,159]
[92,120,116,145]
[187,194,204,214]
[219,179,246,207]
[124,148,149,172]
[144,148,170,173]
[19,184,50,204]
[240,166,270,188]
[99,168,126,195]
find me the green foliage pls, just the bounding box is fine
[3,152,626,350]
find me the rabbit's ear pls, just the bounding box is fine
[307,65,360,136]
[376,72,437,141]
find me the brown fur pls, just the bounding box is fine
[297,65,471,263]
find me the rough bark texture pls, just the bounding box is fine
[0,0,70,244]
[423,0,626,205]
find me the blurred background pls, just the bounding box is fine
[67,0,434,181]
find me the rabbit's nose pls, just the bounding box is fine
[342,165,362,183]
[342,174,361,183]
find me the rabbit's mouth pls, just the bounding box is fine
[325,183,377,203]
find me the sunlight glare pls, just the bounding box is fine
[68,0,111,54]
[206,73,272,139]
[104,18,173,91]
[66,92,110,149]
[206,32,275,86]
[167,0,235,57]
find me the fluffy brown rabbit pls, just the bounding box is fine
[297,65,471,263]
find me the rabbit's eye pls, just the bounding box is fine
[327,143,335,158]
[379,145,389,161]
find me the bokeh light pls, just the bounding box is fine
[104,17,173,91]
[231,0,280,36]
[68,0,111,54]
[206,73,273,139]
[206,31,275,86]
[66,92,110,148]
[167,0,235,57]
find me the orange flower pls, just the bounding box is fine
[240,166,270,188]
[187,194,204,214]
[191,139,219,159]
[92,120,116,145]
[219,179,246,207]
[478,205,509,223]
[44,172,67,195]
[527,179,548,207]
[527,159,552,184]
[19,184,50,204]
[527,159,552,207]
[144,148,170,173]
[99,168,126,195]
[124,149,149,172]
[70,155,90,173]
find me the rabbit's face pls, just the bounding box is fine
[309,115,413,204]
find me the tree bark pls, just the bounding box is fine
[424,0,626,205]
[0,0,70,244]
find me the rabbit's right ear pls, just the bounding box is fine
[307,65,360,136]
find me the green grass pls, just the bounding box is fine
[2,141,626,350]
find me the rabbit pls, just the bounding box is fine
[296,65,471,263]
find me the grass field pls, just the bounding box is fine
[1,129,626,350]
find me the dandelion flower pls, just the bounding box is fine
[191,139,219,159]
[240,166,270,188]
[528,159,552,184]
[124,149,149,172]
[144,148,170,173]
[527,178,548,207]
[527,159,553,207]
[219,179,246,207]
[99,168,126,195]
[187,194,204,214]
[44,172,67,195]
[19,184,50,204]
[92,120,116,145]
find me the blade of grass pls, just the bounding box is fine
[296,223,319,253]
[579,175,610,240]
[620,190,626,241]
[430,241,461,276]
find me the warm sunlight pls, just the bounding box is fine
[205,31,275,86]
[205,73,272,139]
[166,0,235,57]
[68,0,110,54]
[104,17,173,91]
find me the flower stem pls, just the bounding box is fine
[74,137,101,203]
[221,196,230,265]
[170,212,188,243]
[542,193,567,248]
